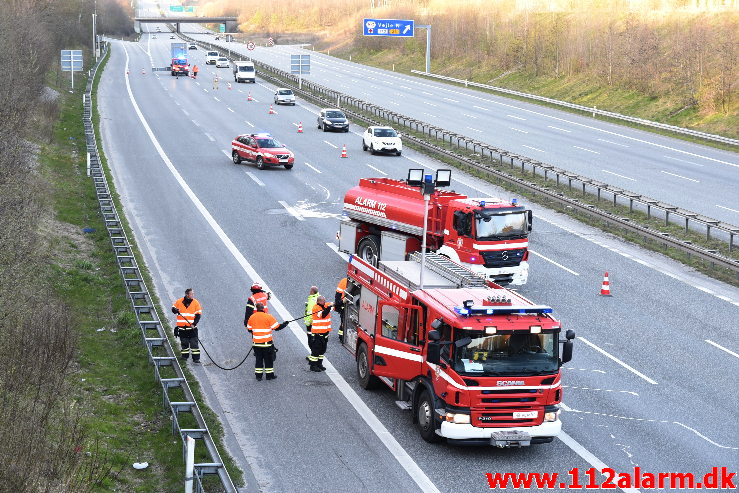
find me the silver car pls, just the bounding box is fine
[274,88,295,105]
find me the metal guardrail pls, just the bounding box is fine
[411,70,739,147]
[84,41,237,493]
[179,33,739,277]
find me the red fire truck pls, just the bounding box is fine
[341,252,574,446]
[339,172,532,286]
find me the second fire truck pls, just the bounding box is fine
[341,252,574,446]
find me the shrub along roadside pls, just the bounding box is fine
[38,45,242,491]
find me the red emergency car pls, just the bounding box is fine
[231,133,295,170]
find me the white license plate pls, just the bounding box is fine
[279,159,288,163]
[513,411,538,419]
[491,430,531,442]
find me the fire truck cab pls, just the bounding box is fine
[341,253,574,446]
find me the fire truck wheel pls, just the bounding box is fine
[357,235,380,266]
[416,389,442,443]
[232,151,241,164]
[357,343,380,390]
[256,156,265,170]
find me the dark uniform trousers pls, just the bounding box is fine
[179,328,200,362]
[254,344,275,376]
[308,333,329,362]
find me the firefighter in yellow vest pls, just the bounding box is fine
[307,296,332,372]
[244,283,271,326]
[247,302,287,380]
[171,288,203,363]
[334,277,347,343]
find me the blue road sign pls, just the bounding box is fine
[60,50,83,72]
[363,18,414,37]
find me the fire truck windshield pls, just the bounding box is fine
[475,211,527,240]
[451,330,558,376]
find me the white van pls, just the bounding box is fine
[233,61,256,83]
[205,51,219,65]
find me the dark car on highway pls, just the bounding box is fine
[317,108,349,132]
[231,133,295,170]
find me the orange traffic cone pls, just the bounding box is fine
[268,104,275,114]
[297,122,303,133]
[340,144,348,158]
[600,272,612,296]
[247,92,253,101]
[141,68,146,75]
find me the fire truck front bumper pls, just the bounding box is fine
[439,419,560,447]
[466,261,529,286]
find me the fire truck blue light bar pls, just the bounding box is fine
[453,305,553,316]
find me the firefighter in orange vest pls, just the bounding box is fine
[334,278,347,343]
[244,283,271,327]
[247,302,287,380]
[307,296,332,372]
[171,288,203,363]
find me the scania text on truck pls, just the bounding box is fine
[170,42,189,76]
[340,253,574,447]
[339,170,532,285]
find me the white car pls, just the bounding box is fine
[362,126,402,156]
[274,88,295,105]
[205,51,219,65]
[216,57,230,68]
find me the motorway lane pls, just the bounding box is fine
[183,30,739,226]
[103,33,738,491]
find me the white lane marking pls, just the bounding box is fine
[705,339,739,359]
[522,144,545,153]
[563,385,638,397]
[548,125,571,133]
[663,155,703,167]
[245,171,265,187]
[204,133,215,142]
[399,85,411,90]
[324,141,338,149]
[573,145,600,154]
[174,100,181,106]
[122,47,443,492]
[182,109,190,116]
[279,200,305,220]
[203,89,209,93]
[507,114,526,121]
[367,164,387,176]
[221,150,231,159]
[565,367,607,374]
[442,97,459,102]
[472,105,489,111]
[423,112,437,118]
[529,250,579,275]
[304,162,322,174]
[227,107,235,113]
[213,96,220,102]
[462,113,477,119]
[389,101,400,106]
[327,242,351,261]
[192,120,200,127]
[421,91,433,96]
[510,127,528,134]
[467,127,483,133]
[195,81,200,86]
[578,337,658,385]
[424,102,438,107]
[558,431,640,493]
[597,138,629,148]
[245,121,254,127]
[660,170,699,183]
[717,204,739,214]
[602,170,636,181]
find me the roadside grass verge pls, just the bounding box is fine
[39,44,242,491]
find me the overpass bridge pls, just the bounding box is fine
[134,16,239,33]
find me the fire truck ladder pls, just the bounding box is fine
[408,252,488,288]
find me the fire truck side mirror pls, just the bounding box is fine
[527,210,533,232]
[427,342,441,365]
[565,329,575,340]
[561,341,573,364]
[428,326,442,339]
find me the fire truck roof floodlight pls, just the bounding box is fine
[435,169,451,187]
[453,305,553,317]
[407,168,424,186]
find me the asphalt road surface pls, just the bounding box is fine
[178,26,739,228]
[98,22,739,493]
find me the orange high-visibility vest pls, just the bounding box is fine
[311,304,332,334]
[336,278,347,301]
[247,291,269,313]
[247,311,279,345]
[173,298,202,327]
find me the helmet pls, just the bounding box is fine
[250,283,262,291]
